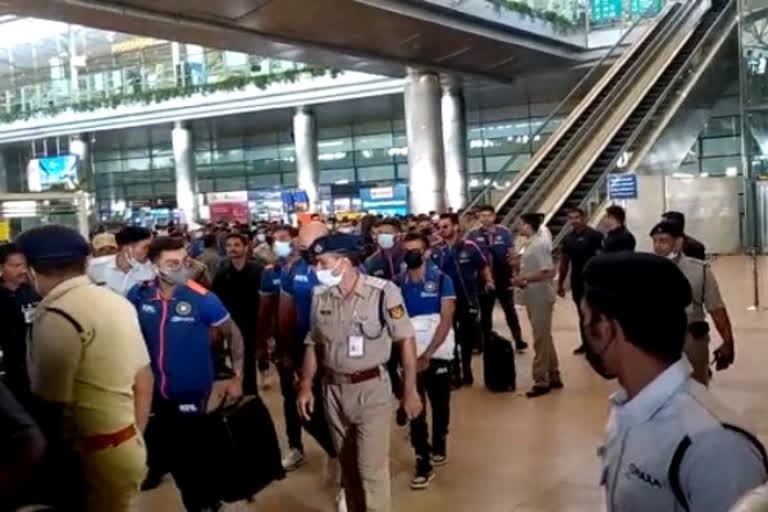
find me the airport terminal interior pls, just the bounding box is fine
[2,0,768,510]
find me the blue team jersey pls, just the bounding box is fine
[364,249,406,281]
[430,240,487,302]
[394,264,456,317]
[467,225,513,272]
[280,257,319,342]
[259,259,286,295]
[127,279,229,403]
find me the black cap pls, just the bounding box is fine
[649,220,684,238]
[310,234,364,257]
[17,225,90,265]
[583,252,692,312]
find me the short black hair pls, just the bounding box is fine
[439,213,459,225]
[402,232,430,248]
[568,207,586,217]
[662,211,686,230]
[0,243,23,265]
[375,217,402,231]
[31,257,87,277]
[203,234,217,248]
[225,232,249,245]
[606,205,626,225]
[273,225,297,238]
[148,236,185,262]
[477,205,495,214]
[520,213,542,232]
[115,226,152,247]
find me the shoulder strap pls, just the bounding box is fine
[668,425,768,511]
[378,288,386,330]
[45,307,84,333]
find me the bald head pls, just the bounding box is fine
[297,221,329,249]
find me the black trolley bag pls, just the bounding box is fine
[483,331,516,392]
[207,395,285,503]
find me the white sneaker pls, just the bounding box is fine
[336,489,348,512]
[281,448,306,471]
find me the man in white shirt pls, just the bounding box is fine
[91,226,154,295]
[581,252,767,512]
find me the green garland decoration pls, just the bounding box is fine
[486,0,578,31]
[0,66,341,125]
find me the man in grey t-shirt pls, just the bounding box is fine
[511,213,561,398]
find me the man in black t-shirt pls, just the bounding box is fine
[603,205,636,253]
[0,244,40,404]
[557,209,604,355]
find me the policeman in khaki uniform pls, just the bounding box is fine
[650,221,735,384]
[18,225,153,511]
[297,233,422,512]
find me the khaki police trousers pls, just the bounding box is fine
[684,332,710,385]
[526,293,560,388]
[81,433,147,512]
[324,375,393,512]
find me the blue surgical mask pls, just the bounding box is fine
[274,240,292,258]
[378,233,396,250]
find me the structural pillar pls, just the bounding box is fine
[293,106,320,211]
[404,68,446,214]
[441,75,468,211]
[172,121,198,222]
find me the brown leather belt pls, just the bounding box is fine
[78,425,137,454]
[325,366,381,385]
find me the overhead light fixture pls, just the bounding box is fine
[725,167,738,177]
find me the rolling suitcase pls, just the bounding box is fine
[483,331,516,392]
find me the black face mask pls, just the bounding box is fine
[583,324,617,380]
[403,250,424,270]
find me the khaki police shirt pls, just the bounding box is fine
[28,276,150,438]
[519,233,555,305]
[676,255,725,324]
[306,274,415,374]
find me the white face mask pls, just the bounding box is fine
[338,226,354,234]
[666,251,679,260]
[274,240,292,258]
[377,233,395,250]
[316,260,344,287]
[256,233,266,243]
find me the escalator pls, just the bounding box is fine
[493,2,683,222]
[545,0,735,240]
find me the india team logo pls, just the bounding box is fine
[176,301,192,316]
[424,281,437,293]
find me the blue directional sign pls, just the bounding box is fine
[607,174,638,200]
[591,0,624,23]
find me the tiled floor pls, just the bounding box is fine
[138,256,768,511]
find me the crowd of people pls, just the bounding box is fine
[0,203,767,512]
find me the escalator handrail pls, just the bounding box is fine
[500,0,700,226]
[550,0,736,248]
[462,1,675,213]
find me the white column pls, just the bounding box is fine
[404,68,445,214]
[441,75,468,211]
[293,106,320,210]
[172,121,198,222]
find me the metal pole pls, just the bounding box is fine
[749,248,760,310]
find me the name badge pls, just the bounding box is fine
[348,335,364,358]
[22,305,36,324]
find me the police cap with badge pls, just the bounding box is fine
[649,220,684,238]
[17,225,90,266]
[582,252,693,357]
[309,233,364,260]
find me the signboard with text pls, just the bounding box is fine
[591,0,623,23]
[608,174,638,200]
[359,184,408,216]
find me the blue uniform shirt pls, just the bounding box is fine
[364,249,406,281]
[430,240,486,304]
[394,263,456,317]
[280,257,319,343]
[259,259,286,296]
[127,280,230,403]
[467,225,513,275]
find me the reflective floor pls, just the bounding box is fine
[138,255,768,511]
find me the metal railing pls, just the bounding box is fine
[499,0,692,226]
[463,1,669,213]
[550,0,737,248]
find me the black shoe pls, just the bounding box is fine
[463,375,474,387]
[410,458,435,490]
[550,379,564,390]
[525,385,550,398]
[515,340,529,352]
[573,345,587,355]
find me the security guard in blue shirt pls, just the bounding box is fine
[468,205,527,351]
[394,232,456,490]
[128,236,244,512]
[364,218,406,280]
[277,221,337,472]
[431,213,492,385]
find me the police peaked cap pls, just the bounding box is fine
[310,233,364,257]
[649,220,684,238]
[583,252,692,312]
[17,225,90,264]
